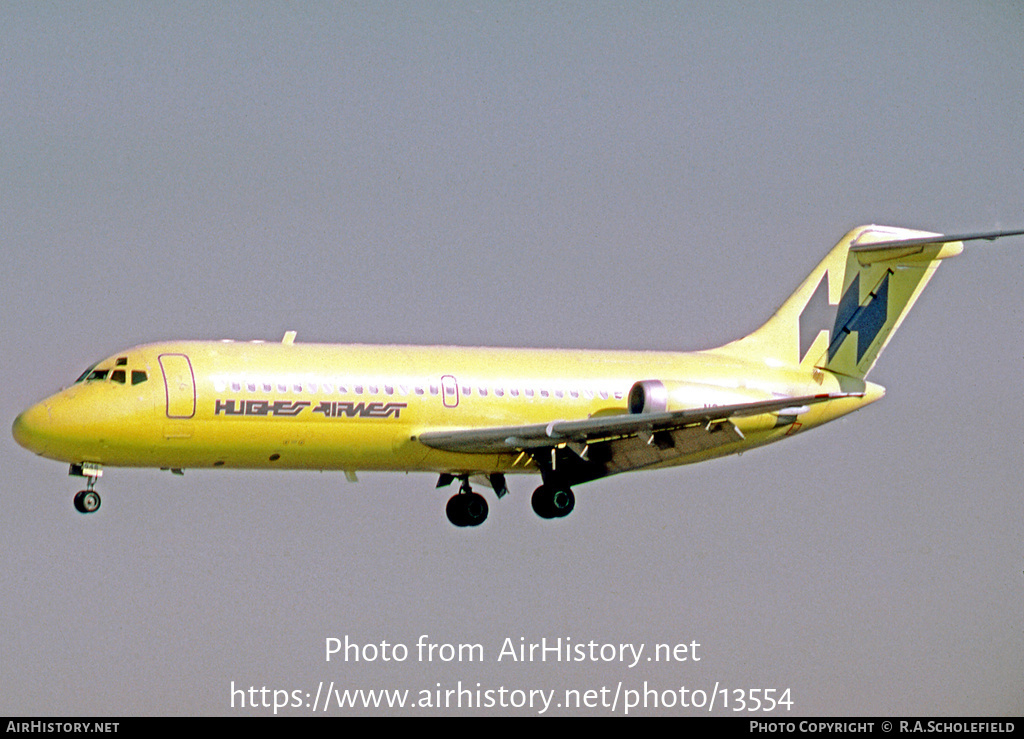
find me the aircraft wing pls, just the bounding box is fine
[417,392,857,475]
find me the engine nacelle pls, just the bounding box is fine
[628,380,670,414]
[627,379,771,414]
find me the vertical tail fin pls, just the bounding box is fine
[717,225,965,380]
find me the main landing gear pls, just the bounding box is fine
[531,484,575,519]
[70,463,102,514]
[438,473,576,526]
[444,477,489,527]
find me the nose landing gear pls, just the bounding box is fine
[69,463,102,514]
[73,489,101,514]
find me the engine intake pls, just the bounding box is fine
[628,380,668,414]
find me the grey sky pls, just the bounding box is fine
[2,2,1022,715]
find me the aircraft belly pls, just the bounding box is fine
[195,417,414,470]
[419,448,526,476]
[83,416,417,471]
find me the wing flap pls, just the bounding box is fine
[598,421,746,474]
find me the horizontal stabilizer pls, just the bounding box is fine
[850,228,1024,252]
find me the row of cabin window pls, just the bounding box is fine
[222,380,624,401]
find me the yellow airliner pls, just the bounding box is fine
[12,225,1022,526]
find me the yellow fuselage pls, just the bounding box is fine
[12,339,882,478]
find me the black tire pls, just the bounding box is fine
[532,485,553,518]
[446,492,488,527]
[462,492,488,526]
[73,490,101,514]
[532,485,575,519]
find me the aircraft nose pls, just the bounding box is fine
[12,400,53,456]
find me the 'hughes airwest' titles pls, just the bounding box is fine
[12,225,1023,527]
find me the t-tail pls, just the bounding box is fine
[717,225,1024,382]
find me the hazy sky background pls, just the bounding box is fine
[2,2,1022,715]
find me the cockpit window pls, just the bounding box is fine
[75,363,100,384]
[74,359,147,385]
